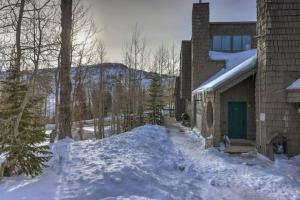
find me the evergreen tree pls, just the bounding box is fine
[0,67,51,177]
[147,73,164,125]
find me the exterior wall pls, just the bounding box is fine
[210,22,257,50]
[256,0,300,156]
[287,91,300,103]
[175,77,185,121]
[194,72,257,147]
[194,98,204,132]
[180,41,192,101]
[194,92,220,146]
[191,3,258,91]
[220,75,256,140]
[190,2,257,128]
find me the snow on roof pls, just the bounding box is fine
[287,79,300,90]
[193,49,257,94]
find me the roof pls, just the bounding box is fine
[287,79,300,91]
[193,49,257,94]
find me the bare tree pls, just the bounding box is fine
[0,0,57,139]
[95,40,106,139]
[153,43,169,76]
[70,1,99,140]
[0,0,58,176]
[167,43,179,116]
[122,25,149,130]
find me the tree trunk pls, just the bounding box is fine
[98,64,105,139]
[59,0,73,139]
[14,0,25,74]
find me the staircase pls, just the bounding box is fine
[225,139,257,154]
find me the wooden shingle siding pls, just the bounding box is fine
[256,0,300,156]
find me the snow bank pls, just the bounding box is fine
[193,49,257,93]
[0,126,203,200]
[1,125,299,200]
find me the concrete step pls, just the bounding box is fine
[225,145,257,154]
[229,139,256,147]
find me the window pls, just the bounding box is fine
[213,36,222,50]
[212,35,252,51]
[221,36,231,51]
[213,36,230,51]
[233,36,242,51]
[242,36,252,50]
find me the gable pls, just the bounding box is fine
[193,49,257,94]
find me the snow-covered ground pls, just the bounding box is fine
[168,127,300,200]
[0,125,299,200]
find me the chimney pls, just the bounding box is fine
[191,2,210,90]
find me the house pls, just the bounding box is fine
[175,0,300,158]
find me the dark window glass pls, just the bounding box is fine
[213,36,222,50]
[242,36,252,50]
[222,36,231,50]
[233,36,242,51]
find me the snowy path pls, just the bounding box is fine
[0,125,299,200]
[166,125,300,200]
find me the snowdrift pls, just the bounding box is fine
[0,125,299,200]
[0,126,203,199]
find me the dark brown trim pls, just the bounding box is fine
[287,89,300,93]
[210,22,256,25]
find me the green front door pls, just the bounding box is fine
[228,102,247,139]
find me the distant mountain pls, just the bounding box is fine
[1,63,173,116]
[36,62,173,89]
[0,63,175,114]
[1,63,172,89]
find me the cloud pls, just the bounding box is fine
[87,0,256,63]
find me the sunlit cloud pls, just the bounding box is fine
[87,0,256,63]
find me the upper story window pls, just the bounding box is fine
[213,35,252,51]
[213,36,222,50]
[233,36,242,50]
[242,35,252,50]
[222,36,231,51]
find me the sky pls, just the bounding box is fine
[88,0,256,63]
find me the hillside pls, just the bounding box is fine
[0,63,174,117]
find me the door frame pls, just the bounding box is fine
[228,102,247,139]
